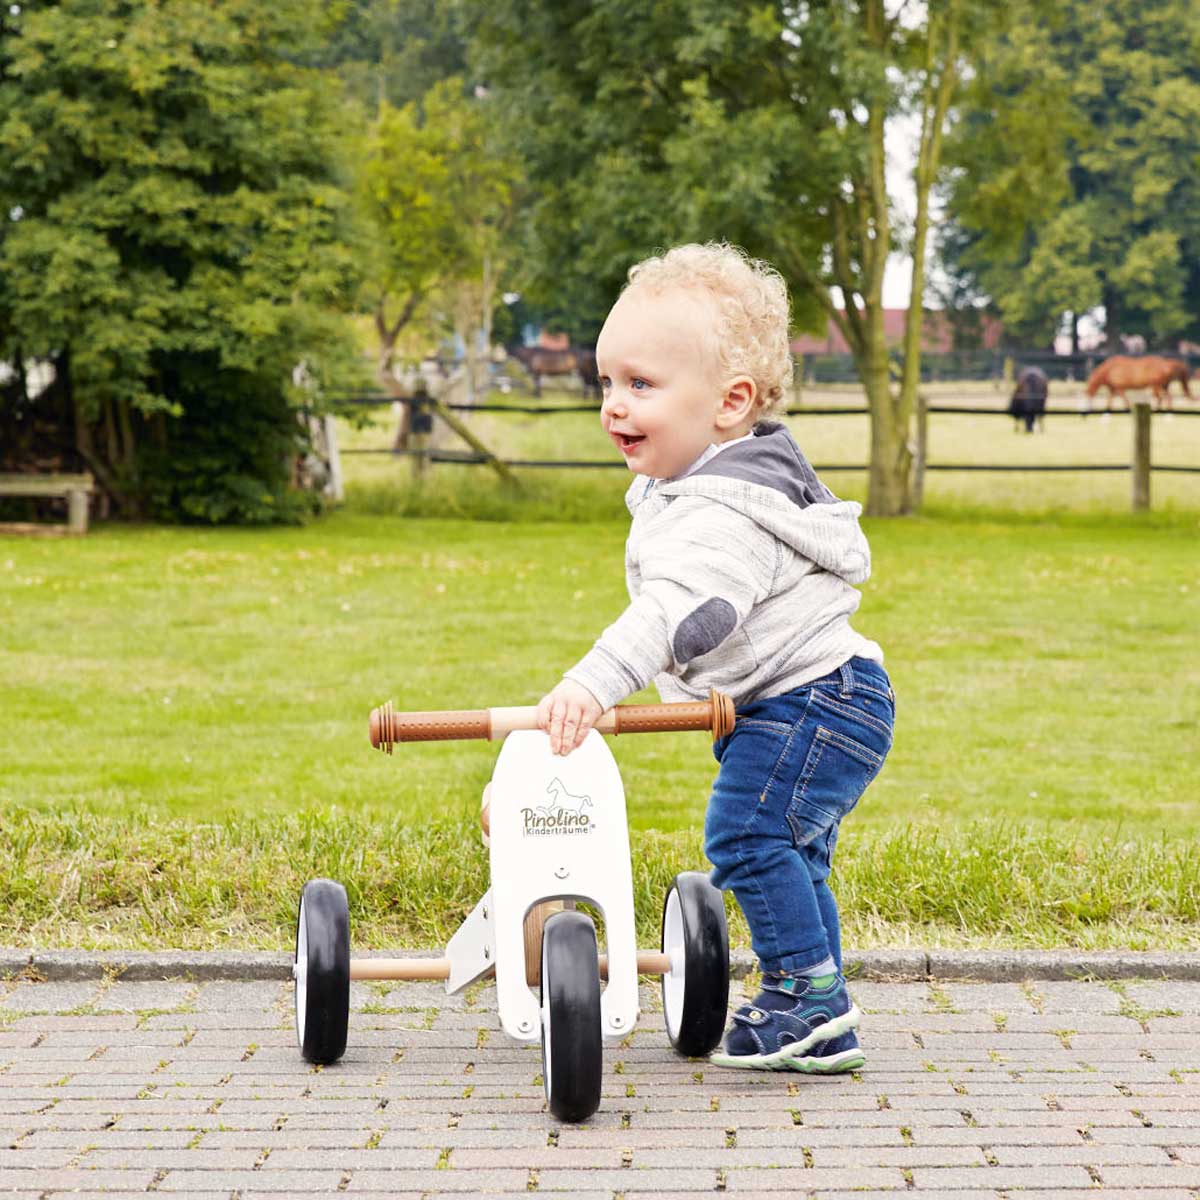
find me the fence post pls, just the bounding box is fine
[1131,398,1152,511]
[912,390,928,510]
[410,389,434,482]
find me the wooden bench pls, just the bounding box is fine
[0,472,95,535]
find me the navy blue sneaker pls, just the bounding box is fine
[710,974,861,1071]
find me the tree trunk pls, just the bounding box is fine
[863,309,912,516]
[1103,286,1122,353]
[66,351,124,511]
[897,7,958,515]
[376,294,421,451]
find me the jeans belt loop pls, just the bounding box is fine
[838,661,853,698]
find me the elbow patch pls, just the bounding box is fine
[673,597,738,664]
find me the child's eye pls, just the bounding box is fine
[631,378,649,390]
[599,376,611,390]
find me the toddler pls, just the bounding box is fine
[536,243,894,1072]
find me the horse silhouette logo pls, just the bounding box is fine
[540,778,593,817]
[522,778,596,835]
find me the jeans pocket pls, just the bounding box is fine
[786,724,886,847]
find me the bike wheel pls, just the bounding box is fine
[294,878,350,1065]
[540,910,603,1123]
[661,871,729,1056]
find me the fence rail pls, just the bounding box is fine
[794,348,1200,385]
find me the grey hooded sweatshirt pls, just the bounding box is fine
[563,422,883,711]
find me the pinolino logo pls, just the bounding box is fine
[521,778,595,837]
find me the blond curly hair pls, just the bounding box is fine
[624,242,793,419]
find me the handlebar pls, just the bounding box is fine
[369,689,736,753]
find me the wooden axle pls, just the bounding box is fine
[348,950,673,983]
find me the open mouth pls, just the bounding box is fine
[613,432,646,453]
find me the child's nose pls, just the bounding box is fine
[601,392,625,419]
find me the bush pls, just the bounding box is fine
[139,363,322,525]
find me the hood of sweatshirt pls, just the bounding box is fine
[626,422,871,584]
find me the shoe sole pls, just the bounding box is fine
[709,1004,862,1072]
[786,1046,866,1074]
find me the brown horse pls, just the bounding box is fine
[1085,355,1193,411]
[507,344,600,399]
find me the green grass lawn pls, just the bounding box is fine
[2,386,1198,952]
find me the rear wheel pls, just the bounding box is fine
[540,910,602,1123]
[294,878,350,1065]
[661,872,729,1056]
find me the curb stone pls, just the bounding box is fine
[4,946,1198,982]
[922,948,1200,981]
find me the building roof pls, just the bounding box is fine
[791,308,1002,355]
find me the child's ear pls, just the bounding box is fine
[717,376,758,430]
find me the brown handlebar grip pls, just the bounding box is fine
[370,701,491,753]
[611,689,736,742]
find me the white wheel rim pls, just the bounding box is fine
[294,895,308,1045]
[662,888,685,1040]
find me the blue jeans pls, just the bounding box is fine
[704,657,894,977]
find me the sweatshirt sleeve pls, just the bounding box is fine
[563,500,774,710]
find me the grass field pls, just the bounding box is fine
[1,383,1198,953]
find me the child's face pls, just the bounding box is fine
[596,286,734,479]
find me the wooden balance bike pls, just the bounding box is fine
[292,690,735,1123]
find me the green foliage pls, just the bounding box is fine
[352,70,519,406]
[139,359,320,525]
[317,0,469,113]
[357,79,515,320]
[466,1,825,340]
[942,0,1200,345]
[0,0,362,519]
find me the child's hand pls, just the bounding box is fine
[536,680,604,756]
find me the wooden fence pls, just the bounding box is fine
[329,392,1199,513]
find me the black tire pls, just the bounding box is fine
[661,871,729,1056]
[540,910,603,1123]
[294,878,350,1065]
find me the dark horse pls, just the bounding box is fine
[507,343,601,400]
[1008,366,1048,433]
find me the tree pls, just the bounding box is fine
[469,0,1012,516]
[317,0,468,114]
[0,0,360,521]
[355,77,517,432]
[941,0,1200,351]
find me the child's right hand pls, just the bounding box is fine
[536,679,604,756]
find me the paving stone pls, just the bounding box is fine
[910,1164,1096,1188]
[191,981,289,1012]
[1100,1165,1200,1187]
[1033,981,1126,1013]
[99,981,199,1013]
[0,1168,158,1189]
[0,982,104,1013]
[3,977,1200,1194]
[342,1167,537,1191]
[155,1168,348,1190]
[724,1164,902,1190]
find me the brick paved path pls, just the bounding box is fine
[1,972,1199,1197]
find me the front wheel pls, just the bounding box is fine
[294,878,350,1065]
[661,871,729,1056]
[540,910,602,1123]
